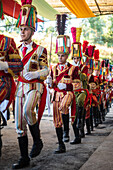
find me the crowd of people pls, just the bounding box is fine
[0,0,113,169]
[46,14,113,154]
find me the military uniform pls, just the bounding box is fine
[92,49,102,127]
[13,1,48,169]
[47,14,77,153]
[83,44,95,134]
[0,0,23,157]
[70,28,88,143]
[0,35,23,123]
[15,42,48,135]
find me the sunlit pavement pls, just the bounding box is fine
[80,106,113,170]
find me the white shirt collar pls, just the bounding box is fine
[59,62,67,69]
[72,60,80,66]
[21,41,33,53]
[22,41,33,48]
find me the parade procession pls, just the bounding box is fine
[0,0,113,169]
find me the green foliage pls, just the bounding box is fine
[82,15,113,47]
[102,30,113,47]
[45,26,57,37]
[0,15,19,33]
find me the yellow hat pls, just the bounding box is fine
[71,27,82,58]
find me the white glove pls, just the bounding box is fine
[23,71,40,80]
[0,61,8,71]
[57,83,66,90]
[45,76,52,87]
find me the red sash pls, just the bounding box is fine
[21,44,39,66]
[85,105,90,119]
[0,71,16,112]
[0,35,4,41]
[18,44,46,124]
[55,64,72,83]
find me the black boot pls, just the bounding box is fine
[77,107,84,130]
[86,118,91,135]
[102,109,105,121]
[98,110,102,124]
[0,111,7,126]
[80,129,85,138]
[12,136,30,169]
[80,110,85,138]
[0,115,3,157]
[90,106,94,131]
[70,121,81,145]
[93,107,98,127]
[70,137,81,144]
[7,108,10,121]
[29,122,43,158]
[54,128,66,154]
[62,114,69,142]
[90,114,94,131]
[0,134,2,157]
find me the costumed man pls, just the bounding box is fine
[46,14,77,153]
[12,0,48,169]
[108,80,112,109]
[0,0,23,124]
[109,77,113,107]
[108,65,113,108]
[83,44,95,134]
[71,27,88,140]
[104,59,109,113]
[0,0,23,157]
[88,74,99,127]
[93,49,102,126]
[100,60,108,121]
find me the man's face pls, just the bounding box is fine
[90,82,96,90]
[94,69,99,76]
[77,57,81,63]
[20,26,34,42]
[88,68,93,74]
[58,54,68,64]
[73,57,78,64]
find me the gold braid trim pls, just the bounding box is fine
[40,76,46,81]
[0,89,6,97]
[81,65,86,72]
[42,52,47,58]
[39,55,48,67]
[7,68,15,77]
[82,73,86,76]
[53,65,57,83]
[9,54,21,60]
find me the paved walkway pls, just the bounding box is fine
[80,107,113,170]
[1,104,113,170]
[44,104,113,170]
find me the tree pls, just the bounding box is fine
[81,15,113,47]
[102,15,113,47]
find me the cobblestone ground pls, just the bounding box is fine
[0,106,113,170]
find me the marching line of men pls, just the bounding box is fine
[0,0,113,169]
[46,15,113,156]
